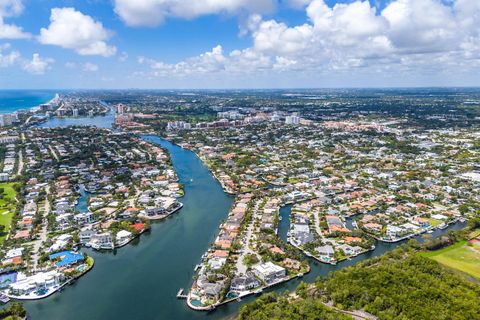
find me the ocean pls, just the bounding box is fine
[0,90,57,114]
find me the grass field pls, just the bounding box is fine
[0,183,18,243]
[420,241,480,280]
[428,218,442,227]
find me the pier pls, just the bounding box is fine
[176,289,188,299]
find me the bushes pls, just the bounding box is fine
[238,293,350,320]
[322,247,480,320]
[0,302,26,320]
[238,246,480,320]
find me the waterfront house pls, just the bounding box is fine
[74,212,96,225]
[131,223,146,233]
[316,245,335,258]
[283,258,301,270]
[78,230,96,244]
[116,230,133,247]
[88,232,114,250]
[214,239,232,250]
[199,280,223,300]
[252,262,286,284]
[363,222,382,232]
[9,271,64,297]
[49,234,73,253]
[414,217,430,227]
[49,251,84,268]
[230,274,260,292]
[386,225,403,238]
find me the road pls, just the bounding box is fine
[235,200,261,275]
[312,209,324,237]
[48,145,59,161]
[16,149,23,177]
[31,186,51,271]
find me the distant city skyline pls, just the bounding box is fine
[1,0,480,89]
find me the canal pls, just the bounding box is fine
[22,114,467,319]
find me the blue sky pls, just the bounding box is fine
[0,0,479,89]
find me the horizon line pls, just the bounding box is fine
[1,86,480,91]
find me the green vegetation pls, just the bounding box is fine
[420,240,480,280]
[0,302,26,320]
[86,256,94,267]
[428,218,442,228]
[238,293,351,320]
[0,183,18,243]
[243,253,259,267]
[238,245,480,320]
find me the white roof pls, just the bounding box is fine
[5,247,24,259]
[116,230,132,238]
[57,234,73,241]
[253,262,285,275]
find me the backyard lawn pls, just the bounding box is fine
[420,240,480,280]
[428,218,442,228]
[0,183,18,243]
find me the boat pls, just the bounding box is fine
[254,289,263,295]
[297,273,304,278]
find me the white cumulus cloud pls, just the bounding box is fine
[22,53,54,75]
[137,0,480,83]
[114,0,276,27]
[0,0,30,39]
[39,7,116,57]
[0,43,20,67]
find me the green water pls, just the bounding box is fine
[22,118,467,320]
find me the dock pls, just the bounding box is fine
[176,288,188,299]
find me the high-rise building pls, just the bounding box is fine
[285,115,300,125]
[117,104,125,114]
[0,114,14,127]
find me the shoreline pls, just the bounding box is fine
[138,202,184,221]
[4,256,94,301]
[142,134,239,196]
[186,267,311,311]
[0,91,57,115]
